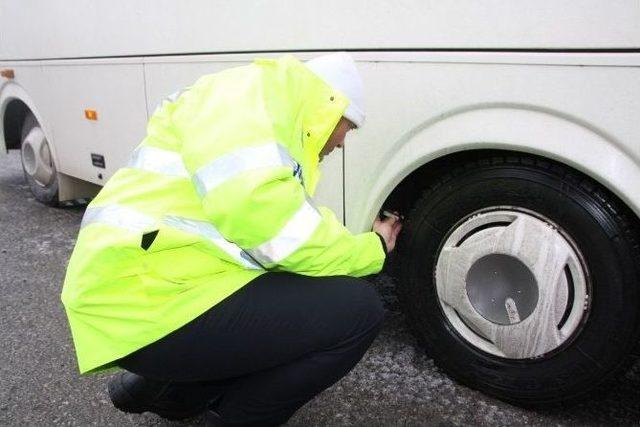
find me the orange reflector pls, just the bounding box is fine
[84,109,98,121]
[1,69,15,79]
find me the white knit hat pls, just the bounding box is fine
[305,52,365,128]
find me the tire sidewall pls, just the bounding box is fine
[398,162,639,404]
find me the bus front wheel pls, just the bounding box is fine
[396,154,640,405]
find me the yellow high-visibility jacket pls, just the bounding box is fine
[61,55,386,374]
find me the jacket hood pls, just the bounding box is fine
[255,56,349,195]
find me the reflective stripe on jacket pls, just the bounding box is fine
[61,55,386,374]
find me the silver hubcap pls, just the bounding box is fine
[21,126,55,187]
[435,207,590,359]
[466,253,538,325]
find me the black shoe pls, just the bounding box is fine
[108,372,208,420]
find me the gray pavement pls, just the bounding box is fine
[2,150,640,426]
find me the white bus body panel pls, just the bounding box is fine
[1,0,639,60]
[40,63,148,183]
[1,52,639,229]
[1,1,639,228]
[345,53,640,232]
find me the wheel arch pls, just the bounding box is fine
[0,81,99,203]
[355,103,640,234]
[2,97,29,151]
[0,81,57,161]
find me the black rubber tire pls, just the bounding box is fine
[20,113,59,206]
[395,154,640,406]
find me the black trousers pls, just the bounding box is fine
[118,272,385,426]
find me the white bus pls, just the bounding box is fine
[2,0,640,406]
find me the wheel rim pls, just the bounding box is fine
[21,126,55,187]
[434,207,590,359]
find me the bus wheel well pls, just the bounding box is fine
[3,99,31,150]
[381,149,640,234]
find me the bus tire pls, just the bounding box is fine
[20,113,59,206]
[395,153,640,406]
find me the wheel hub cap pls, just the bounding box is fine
[435,208,590,359]
[21,126,55,187]
[466,253,538,325]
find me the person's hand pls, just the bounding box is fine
[372,213,403,253]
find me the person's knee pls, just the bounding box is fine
[341,277,385,332]
[362,281,386,330]
[304,276,385,349]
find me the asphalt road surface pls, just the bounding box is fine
[2,150,640,426]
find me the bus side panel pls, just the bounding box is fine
[345,59,640,233]
[39,63,148,184]
[2,1,639,60]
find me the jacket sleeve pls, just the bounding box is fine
[184,146,386,277]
